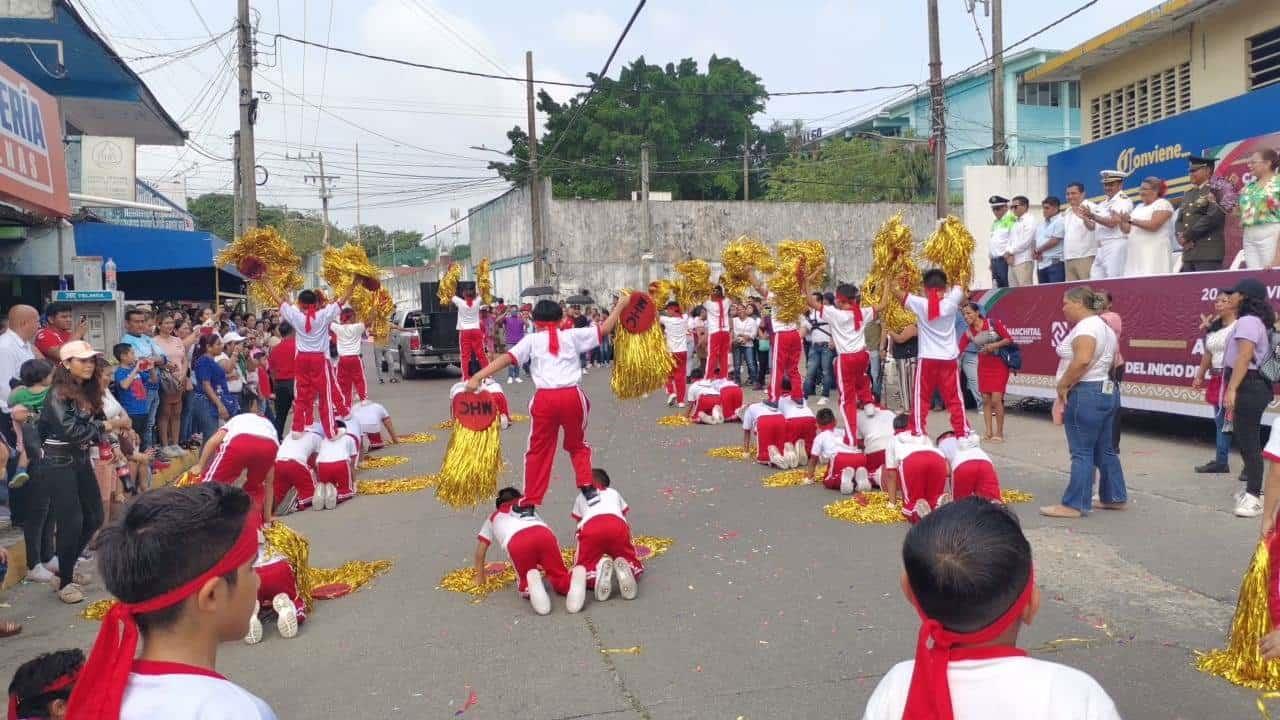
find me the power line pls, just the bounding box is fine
[404,0,514,76]
[312,0,335,146]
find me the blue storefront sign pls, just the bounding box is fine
[54,290,115,301]
[1048,82,1280,198]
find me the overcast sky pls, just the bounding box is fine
[81,0,1162,249]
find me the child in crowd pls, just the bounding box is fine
[66,484,277,719]
[7,648,83,720]
[245,530,305,646]
[474,487,584,616]
[712,377,744,421]
[659,301,690,407]
[272,427,321,515]
[937,431,1002,502]
[780,381,817,466]
[686,377,724,424]
[862,498,1121,719]
[571,468,641,602]
[112,343,159,443]
[856,403,896,488]
[315,420,358,510]
[807,408,869,493]
[351,399,399,450]
[193,400,280,528]
[885,414,951,522]
[7,358,54,491]
[742,400,789,468]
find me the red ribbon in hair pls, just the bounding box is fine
[535,321,561,354]
[8,673,77,720]
[837,294,864,330]
[902,569,1035,720]
[299,302,318,333]
[65,519,258,720]
[926,289,943,321]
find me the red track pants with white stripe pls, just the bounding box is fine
[317,459,354,503]
[508,525,571,596]
[204,435,277,528]
[522,386,593,507]
[706,331,731,380]
[575,514,644,588]
[953,459,1001,501]
[823,451,867,491]
[273,458,316,509]
[459,328,488,380]
[255,556,306,622]
[911,357,970,437]
[293,351,340,438]
[666,351,687,401]
[336,354,367,405]
[835,350,875,433]
[769,329,803,403]
[899,451,949,523]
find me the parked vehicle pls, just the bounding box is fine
[391,309,460,379]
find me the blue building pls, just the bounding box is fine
[823,48,1080,193]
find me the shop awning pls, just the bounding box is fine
[72,222,238,274]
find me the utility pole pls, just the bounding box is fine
[990,0,1006,165]
[927,0,949,218]
[640,141,653,286]
[525,50,546,285]
[743,124,750,201]
[236,0,258,230]
[232,131,243,238]
[301,152,338,246]
[354,143,362,246]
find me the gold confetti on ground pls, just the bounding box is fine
[435,418,455,430]
[358,455,409,471]
[1001,488,1033,504]
[173,470,200,487]
[437,564,519,597]
[358,475,438,496]
[80,598,116,621]
[1196,540,1280,690]
[601,646,642,655]
[824,492,906,525]
[633,535,675,558]
[397,432,437,444]
[509,414,528,423]
[657,414,691,427]
[706,446,748,461]
[762,468,824,488]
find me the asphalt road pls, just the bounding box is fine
[0,367,1271,719]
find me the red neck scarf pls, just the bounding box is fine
[926,289,943,321]
[464,296,475,307]
[8,672,77,720]
[298,302,318,332]
[535,321,560,354]
[838,294,864,330]
[716,297,725,330]
[903,569,1035,720]
[65,519,258,720]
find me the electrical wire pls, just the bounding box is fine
[311,0,335,146]
[403,0,514,77]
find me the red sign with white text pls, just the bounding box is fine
[974,269,1280,419]
[0,59,68,217]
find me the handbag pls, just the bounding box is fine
[1258,329,1280,384]
[995,343,1023,372]
[158,366,183,396]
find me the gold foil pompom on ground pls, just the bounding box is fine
[674,259,714,311]
[476,257,494,304]
[358,474,438,496]
[437,262,462,306]
[762,468,824,488]
[397,432,437,444]
[720,236,776,302]
[80,598,116,621]
[824,492,906,524]
[706,446,749,461]
[438,563,518,598]
[922,216,977,291]
[1195,540,1280,690]
[1001,489,1033,504]
[358,455,409,471]
[657,413,692,427]
[215,226,303,307]
[633,535,675,559]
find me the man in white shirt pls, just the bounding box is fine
[331,307,368,405]
[659,302,690,407]
[1089,169,1133,279]
[1004,196,1039,287]
[1063,182,1098,281]
[891,270,971,438]
[731,305,759,388]
[701,287,733,380]
[0,305,37,412]
[987,196,1014,288]
[452,285,487,380]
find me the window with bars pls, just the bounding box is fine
[1089,62,1191,139]
[1249,25,1280,91]
[1016,75,1080,108]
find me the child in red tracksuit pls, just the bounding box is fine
[806,408,869,493]
[937,431,1002,502]
[713,378,744,421]
[272,428,321,514]
[465,298,625,513]
[272,287,354,439]
[888,269,969,438]
[314,420,358,510]
[571,468,642,603]
[885,414,951,523]
[742,400,789,468]
[659,302,690,407]
[331,307,368,406]
[686,378,724,424]
[194,404,279,528]
[702,287,733,381]
[474,488,586,616]
[453,286,487,380]
[245,533,305,645]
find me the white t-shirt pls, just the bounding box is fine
[279,301,341,354]
[121,669,277,720]
[102,389,127,421]
[862,656,1121,720]
[659,314,690,353]
[702,299,731,334]
[885,431,941,470]
[317,433,357,464]
[331,322,365,356]
[352,401,389,434]
[779,396,814,419]
[904,287,964,361]
[222,413,278,444]
[857,409,896,454]
[742,402,781,431]
[989,215,1013,257]
[1008,213,1039,265]
[733,316,759,344]
[452,296,482,330]
[711,378,738,392]
[1206,322,1235,369]
[826,305,874,354]
[477,506,550,551]
[811,427,858,461]
[1055,315,1117,383]
[506,327,600,389]
[277,430,321,465]
[1063,202,1099,260]
[1094,192,1134,247]
[937,435,992,470]
[685,379,718,404]
[570,486,629,529]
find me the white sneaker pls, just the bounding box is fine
[782,442,798,468]
[516,377,524,383]
[325,483,338,511]
[913,498,932,520]
[796,439,808,465]
[311,487,325,511]
[273,593,299,638]
[676,402,687,409]
[816,397,828,407]
[1235,492,1264,518]
[595,557,614,601]
[855,467,871,493]
[44,556,58,574]
[863,403,877,418]
[25,564,56,584]
[507,377,515,385]
[526,570,551,615]
[566,565,587,613]
[697,412,715,424]
[614,560,638,600]
[244,613,263,645]
[667,393,677,406]
[712,405,725,424]
[839,467,855,495]
[936,492,952,509]
[768,446,787,469]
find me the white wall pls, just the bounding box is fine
[962,165,1049,288]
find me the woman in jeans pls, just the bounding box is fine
[153,315,197,457]
[190,334,232,442]
[1220,277,1276,518]
[36,341,128,603]
[1040,286,1125,519]
[1191,293,1237,474]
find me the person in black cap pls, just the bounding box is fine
[987,196,1014,288]
[1220,276,1277,518]
[1175,156,1228,273]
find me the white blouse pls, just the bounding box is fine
[1206,321,1236,370]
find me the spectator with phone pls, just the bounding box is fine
[111,344,157,448]
[33,302,88,363]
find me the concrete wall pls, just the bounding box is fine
[470,183,937,299]
[962,165,1050,288]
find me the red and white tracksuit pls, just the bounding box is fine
[479,506,571,596]
[454,296,487,380]
[703,299,732,380]
[336,355,367,405]
[769,327,803,404]
[572,487,643,589]
[254,553,306,623]
[316,433,357,503]
[904,288,970,437]
[887,433,949,522]
[939,437,1001,501]
[273,458,316,510]
[204,415,279,526]
[659,314,690,401]
[690,393,721,422]
[781,398,817,449]
[714,381,744,421]
[825,304,877,433]
[666,351,688,401]
[743,403,785,464]
[280,300,344,438]
[824,450,867,491]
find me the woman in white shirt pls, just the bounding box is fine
[1191,293,1238,474]
[1120,177,1175,277]
[1040,286,1126,519]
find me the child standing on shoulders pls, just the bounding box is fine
[571,468,641,602]
[66,484,278,719]
[7,648,83,720]
[807,408,869,493]
[937,431,1002,502]
[474,487,585,616]
[888,269,970,438]
[269,287,354,439]
[862,498,1121,720]
[885,414,951,522]
[331,307,368,406]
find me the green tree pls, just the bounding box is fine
[763,136,934,203]
[449,244,471,261]
[492,55,784,200]
[188,193,234,242]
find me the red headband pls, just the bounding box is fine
[66,519,258,720]
[535,321,560,354]
[903,569,1036,720]
[8,672,77,720]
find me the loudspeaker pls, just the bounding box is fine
[428,311,459,350]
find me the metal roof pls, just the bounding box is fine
[1024,0,1241,83]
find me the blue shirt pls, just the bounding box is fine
[122,333,163,362]
[1035,215,1066,269]
[113,365,153,416]
[193,354,229,396]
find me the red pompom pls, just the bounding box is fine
[359,275,381,291]
[237,256,267,280]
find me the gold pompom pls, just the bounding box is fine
[358,455,409,471]
[358,474,438,496]
[922,216,977,291]
[610,291,676,400]
[398,432,437,444]
[648,279,678,307]
[657,413,692,427]
[862,213,921,334]
[824,492,906,524]
[437,262,461,307]
[322,243,379,298]
[476,258,493,304]
[706,446,749,461]
[215,227,303,307]
[264,521,391,612]
[1000,488,1033,504]
[674,259,714,312]
[434,422,502,509]
[762,468,824,487]
[437,563,518,598]
[1196,540,1280,690]
[720,236,776,303]
[769,240,828,324]
[356,288,395,345]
